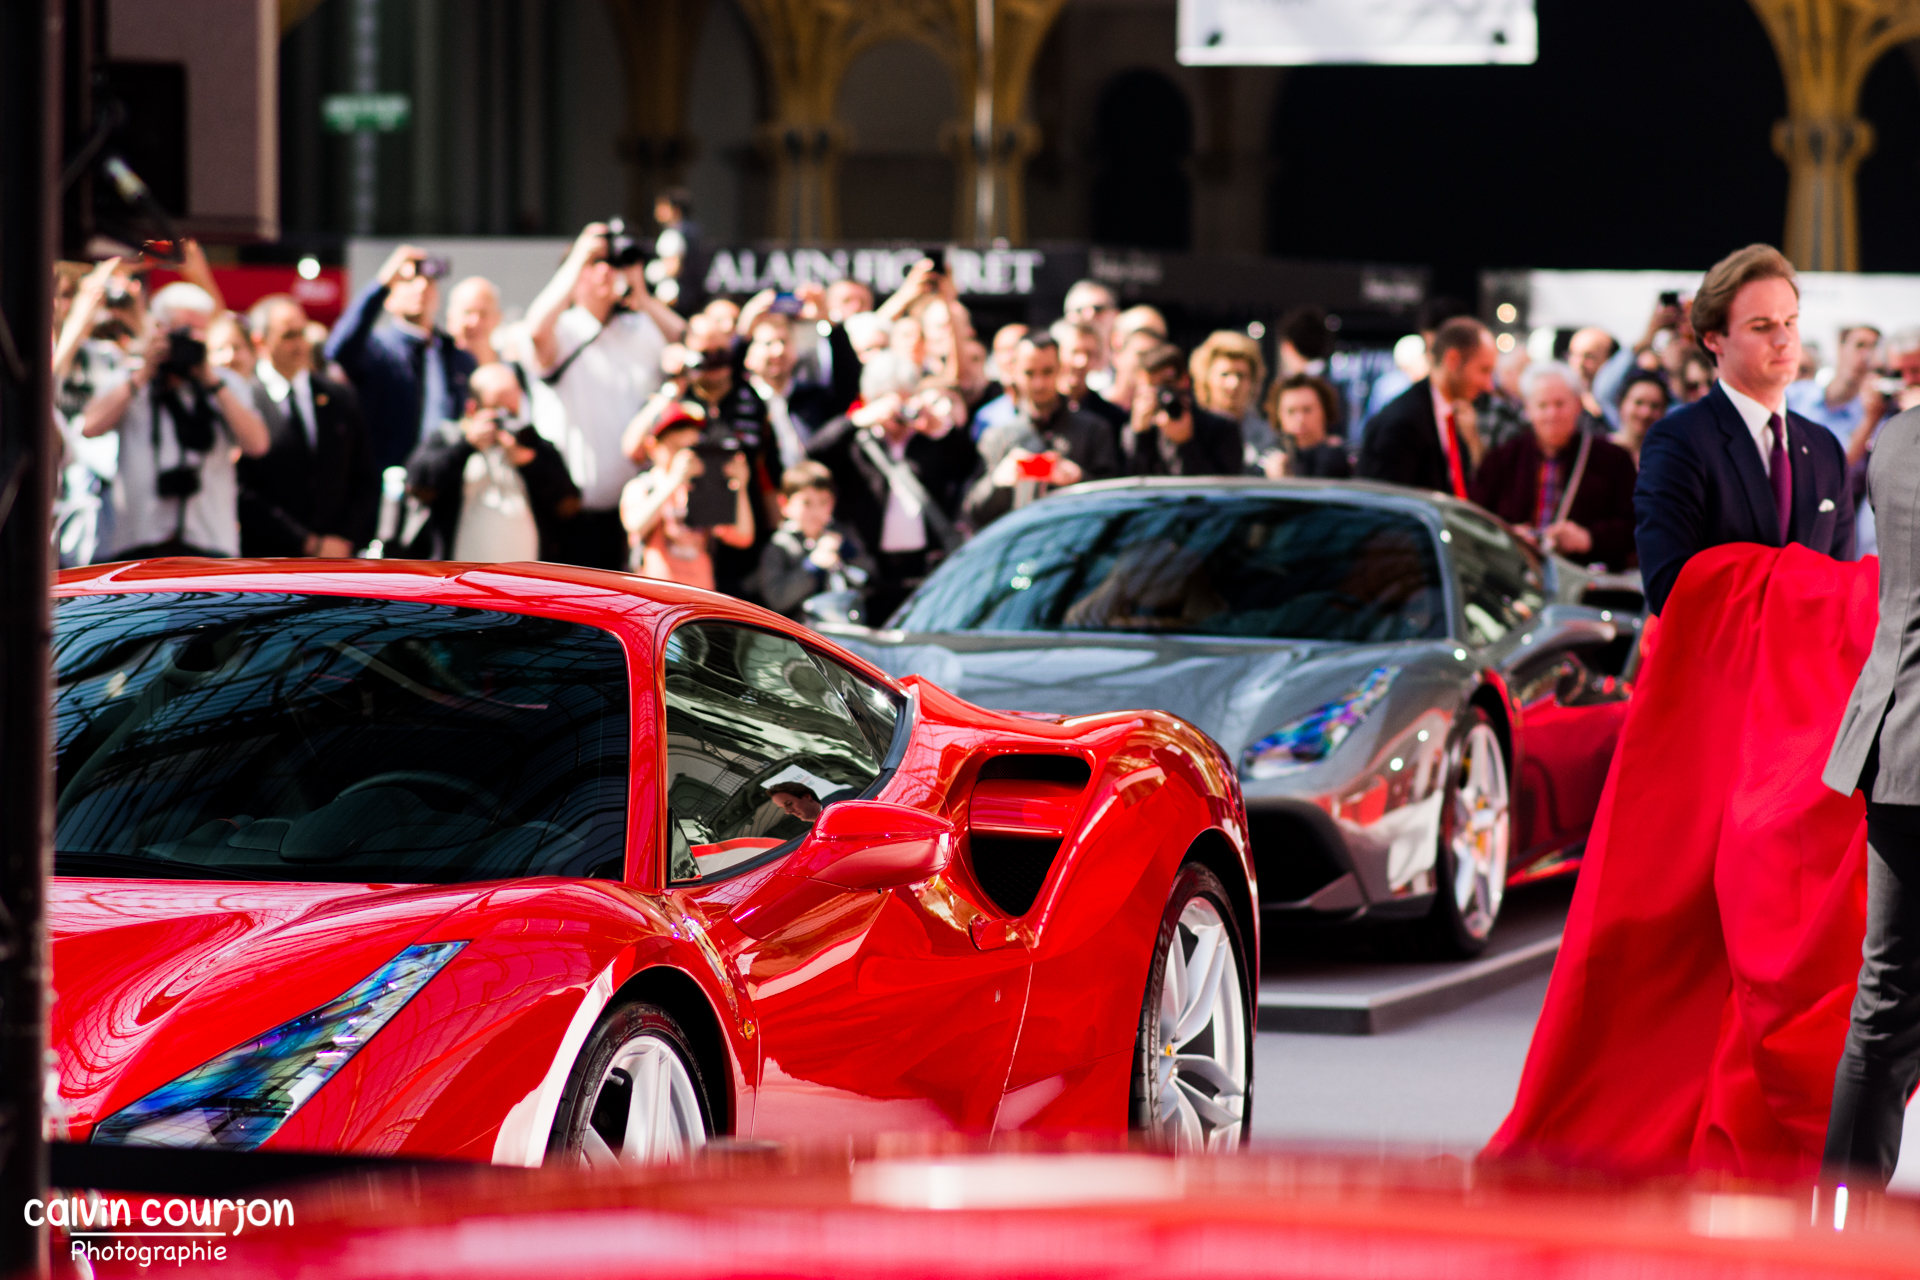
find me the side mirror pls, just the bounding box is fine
[793,800,955,891]
[1497,604,1616,673]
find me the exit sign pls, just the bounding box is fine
[322,93,411,134]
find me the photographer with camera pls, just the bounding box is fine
[400,364,581,562]
[807,353,978,620]
[324,244,476,475]
[619,402,754,590]
[80,282,270,559]
[964,332,1118,530]
[623,312,776,597]
[526,219,687,570]
[1119,343,1244,478]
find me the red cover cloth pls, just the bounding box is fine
[1486,542,1877,1177]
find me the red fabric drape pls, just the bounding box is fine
[1486,543,1878,1178]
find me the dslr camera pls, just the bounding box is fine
[158,328,206,381]
[1156,387,1190,421]
[603,218,650,269]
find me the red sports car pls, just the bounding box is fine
[48,559,1256,1164]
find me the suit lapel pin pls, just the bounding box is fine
[316,393,329,406]
[1819,498,1836,513]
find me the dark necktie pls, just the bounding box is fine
[286,392,312,452]
[1768,413,1791,541]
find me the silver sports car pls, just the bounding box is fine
[820,477,1638,956]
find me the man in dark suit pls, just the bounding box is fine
[1356,317,1497,497]
[324,244,478,472]
[1822,405,1920,1186]
[1634,244,1854,614]
[1118,343,1243,477]
[238,297,379,558]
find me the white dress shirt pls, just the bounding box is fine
[542,307,666,510]
[1718,379,1785,477]
[877,432,928,553]
[100,366,247,557]
[255,362,317,450]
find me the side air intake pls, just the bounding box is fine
[967,756,1092,915]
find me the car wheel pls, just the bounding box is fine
[547,1000,711,1166]
[1130,862,1251,1152]
[1418,706,1511,958]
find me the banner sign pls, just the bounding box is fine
[703,245,1047,298]
[1178,0,1537,66]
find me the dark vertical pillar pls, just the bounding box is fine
[0,0,60,1274]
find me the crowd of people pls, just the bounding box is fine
[46,216,1919,624]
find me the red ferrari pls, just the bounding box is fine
[48,559,1256,1164]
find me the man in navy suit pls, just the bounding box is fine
[1634,244,1854,614]
[324,244,478,473]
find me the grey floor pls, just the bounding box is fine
[1249,964,1920,1193]
[1250,970,1549,1155]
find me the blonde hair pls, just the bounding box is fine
[1190,331,1268,414]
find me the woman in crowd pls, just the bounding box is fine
[1261,373,1351,479]
[1191,331,1274,460]
[1610,368,1671,462]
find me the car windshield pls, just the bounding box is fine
[892,494,1448,642]
[51,592,630,884]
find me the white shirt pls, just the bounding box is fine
[452,447,539,563]
[542,307,667,510]
[100,366,247,557]
[1718,379,1785,477]
[255,362,317,450]
[751,375,809,470]
[877,431,928,553]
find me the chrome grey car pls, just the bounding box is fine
[819,477,1639,956]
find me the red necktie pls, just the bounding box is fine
[1442,409,1468,500]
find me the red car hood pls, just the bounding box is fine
[51,878,486,1138]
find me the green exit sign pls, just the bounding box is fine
[322,93,412,134]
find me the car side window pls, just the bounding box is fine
[661,623,886,883]
[812,653,904,761]
[1445,511,1545,646]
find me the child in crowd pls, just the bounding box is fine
[619,402,754,591]
[758,461,875,621]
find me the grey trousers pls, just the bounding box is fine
[1824,800,1920,1184]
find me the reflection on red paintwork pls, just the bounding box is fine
[69,1144,1920,1280]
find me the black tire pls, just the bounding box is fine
[546,999,713,1165]
[1129,862,1254,1150]
[1415,705,1511,959]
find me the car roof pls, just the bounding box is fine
[1054,475,1466,523]
[55,558,753,627]
[52,557,917,693]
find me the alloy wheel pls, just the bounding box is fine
[1448,721,1510,942]
[579,1034,707,1166]
[1151,896,1248,1152]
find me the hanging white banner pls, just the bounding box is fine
[1177,0,1538,66]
